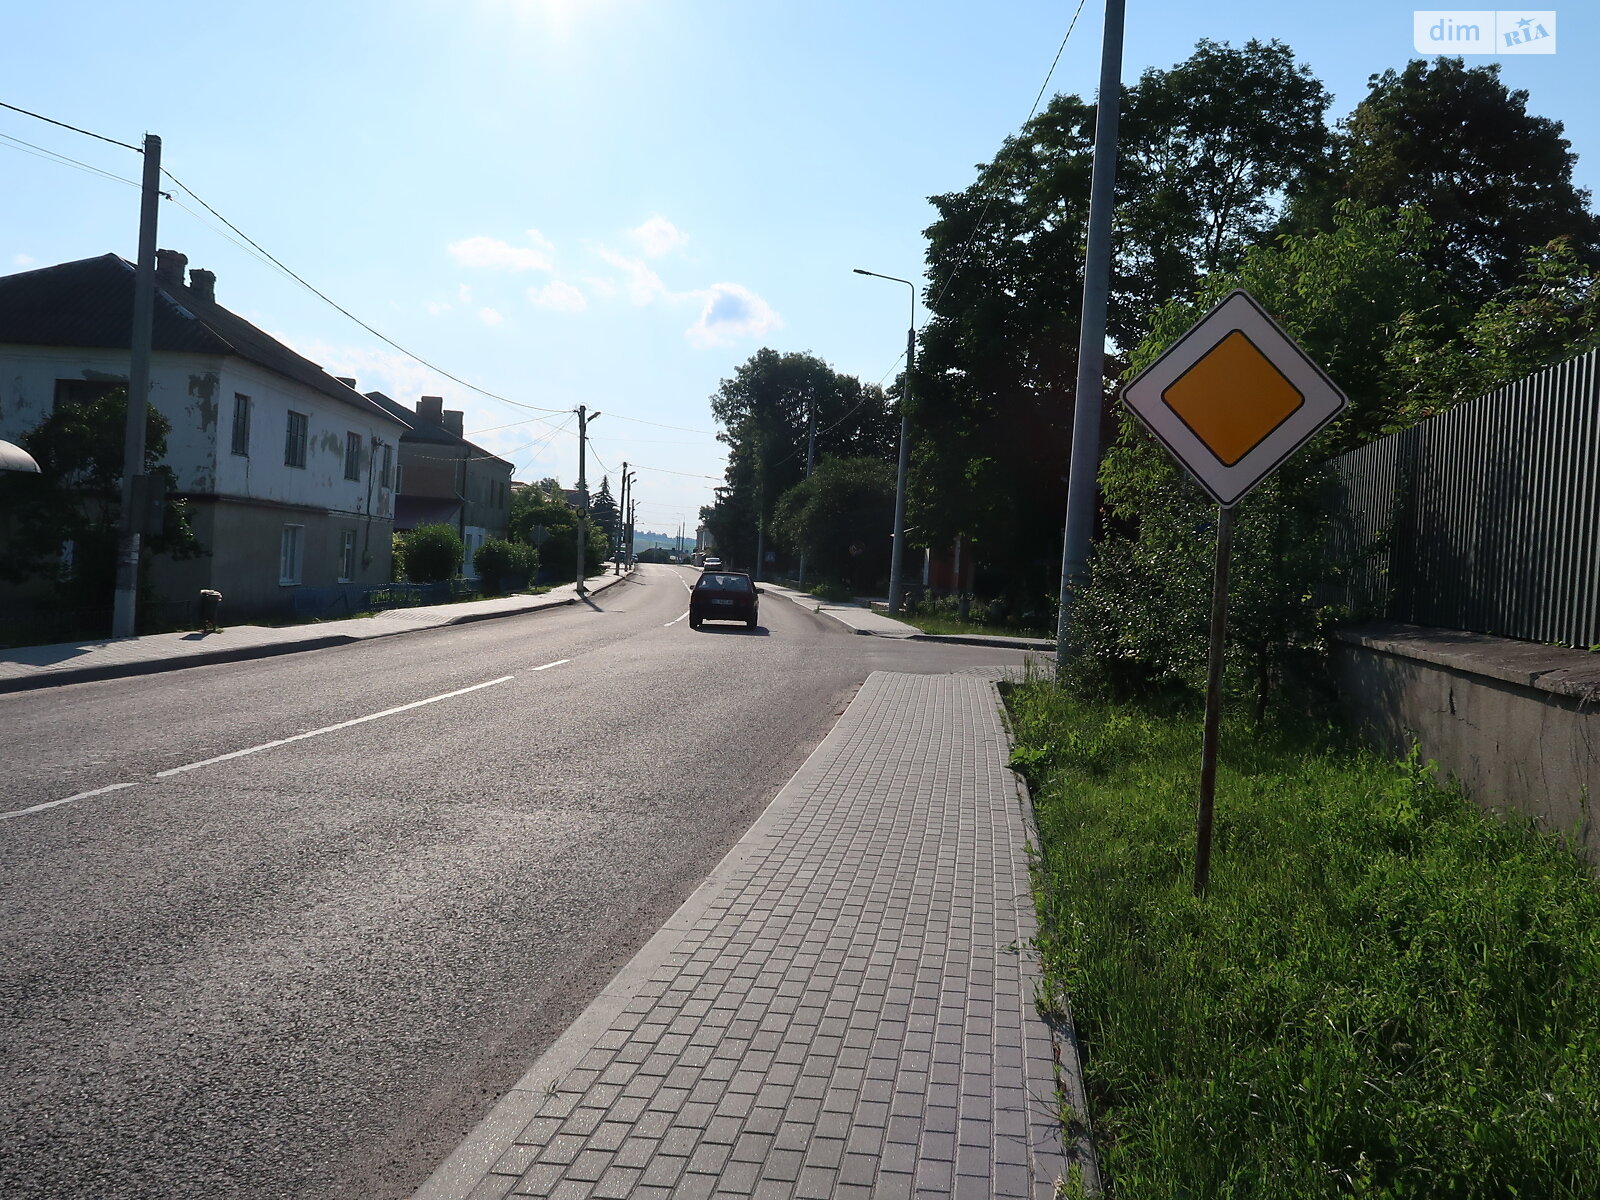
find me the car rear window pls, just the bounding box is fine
[695,574,752,592]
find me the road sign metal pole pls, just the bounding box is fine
[1194,503,1233,897]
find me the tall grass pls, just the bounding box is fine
[1006,678,1600,1199]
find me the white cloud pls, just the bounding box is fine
[598,248,671,306]
[448,234,555,272]
[528,280,587,311]
[629,217,688,258]
[425,299,451,316]
[686,283,782,349]
[478,307,505,327]
[13,253,35,267]
[457,283,475,305]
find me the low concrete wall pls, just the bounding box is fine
[1334,623,1600,866]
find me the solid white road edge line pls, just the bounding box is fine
[0,781,139,823]
[155,675,516,778]
[665,612,688,627]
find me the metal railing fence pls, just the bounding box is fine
[1327,348,1599,648]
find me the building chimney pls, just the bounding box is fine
[334,376,359,390]
[188,267,216,303]
[443,409,464,437]
[417,395,445,425]
[155,249,188,287]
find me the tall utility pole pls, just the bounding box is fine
[1056,0,1127,666]
[852,268,915,614]
[617,462,628,574]
[575,405,600,595]
[627,471,637,561]
[112,133,162,639]
[797,395,816,589]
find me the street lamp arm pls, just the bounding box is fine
[853,266,917,616]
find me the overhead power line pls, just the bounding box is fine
[158,167,570,419]
[2,98,723,443]
[0,99,141,152]
[927,0,1090,316]
[0,132,142,189]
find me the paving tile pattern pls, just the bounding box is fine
[486,671,1066,1199]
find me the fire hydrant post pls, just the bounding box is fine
[199,589,223,632]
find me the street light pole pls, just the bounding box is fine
[853,268,915,615]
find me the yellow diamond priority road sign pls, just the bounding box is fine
[1122,290,1347,507]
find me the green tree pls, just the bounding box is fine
[510,481,607,581]
[704,349,894,573]
[1313,57,1600,308]
[590,477,621,555]
[913,39,1334,604]
[401,523,463,583]
[472,538,536,594]
[0,386,201,626]
[770,456,896,590]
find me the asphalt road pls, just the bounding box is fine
[0,565,1034,1200]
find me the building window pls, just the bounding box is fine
[280,524,304,585]
[285,411,308,468]
[53,378,122,410]
[231,394,251,456]
[339,530,356,582]
[344,431,361,481]
[380,444,393,489]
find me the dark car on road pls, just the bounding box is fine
[689,571,760,629]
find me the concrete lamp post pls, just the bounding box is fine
[852,268,915,615]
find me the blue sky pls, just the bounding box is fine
[3,1,1594,536]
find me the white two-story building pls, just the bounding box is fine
[0,250,409,621]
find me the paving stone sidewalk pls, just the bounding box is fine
[412,670,1093,1200]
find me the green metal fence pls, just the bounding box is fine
[1328,348,1599,649]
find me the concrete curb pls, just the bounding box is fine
[0,571,634,695]
[0,634,366,695]
[996,687,1101,1195]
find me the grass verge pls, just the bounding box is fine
[887,611,1052,639]
[1005,675,1600,1199]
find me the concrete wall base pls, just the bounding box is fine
[1334,623,1600,868]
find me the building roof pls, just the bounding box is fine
[0,253,406,425]
[365,390,513,469]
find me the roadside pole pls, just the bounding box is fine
[617,462,628,574]
[797,396,815,589]
[1055,0,1126,670]
[1193,505,1233,894]
[575,406,600,596]
[112,133,162,639]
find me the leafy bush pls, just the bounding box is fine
[473,538,536,593]
[401,523,463,583]
[808,580,854,603]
